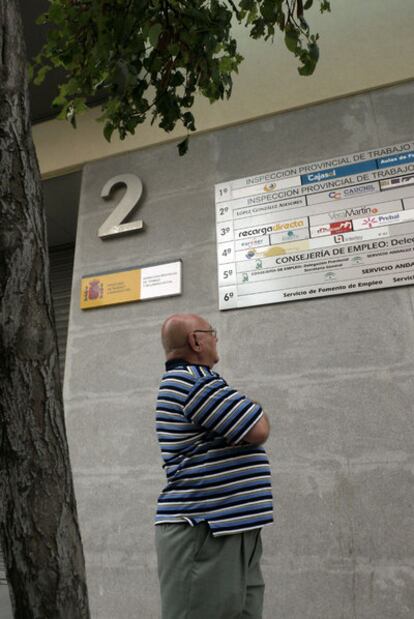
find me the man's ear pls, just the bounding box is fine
[188,332,200,352]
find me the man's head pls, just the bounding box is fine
[161,314,219,368]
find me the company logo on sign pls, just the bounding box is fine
[238,225,273,238]
[354,211,406,230]
[380,175,414,190]
[238,237,267,250]
[361,217,378,228]
[333,232,365,244]
[328,184,377,200]
[237,219,305,238]
[274,229,304,243]
[312,221,353,237]
[377,213,401,224]
[330,220,353,234]
[353,210,406,231]
[307,171,337,183]
[378,152,414,167]
[264,183,277,192]
[327,206,379,221]
[272,219,305,233]
[315,225,331,236]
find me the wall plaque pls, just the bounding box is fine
[215,141,414,310]
[80,260,182,309]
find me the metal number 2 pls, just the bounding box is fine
[98,174,144,239]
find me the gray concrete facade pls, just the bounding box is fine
[65,82,414,618]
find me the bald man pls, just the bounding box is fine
[154,314,273,619]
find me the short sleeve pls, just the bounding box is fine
[183,374,263,445]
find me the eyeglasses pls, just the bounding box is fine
[192,328,217,339]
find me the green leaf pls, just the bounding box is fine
[182,112,196,131]
[33,65,49,86]
[52,93,67,108]
[169,43,180,57]
[261,0,275,22]
[103,123,115,142]
[284,29,299,53]
[36,13,49,25]
[250,19,266,39]
[298,42,319,75]
[219,56,235,73]
[181,95,194,107]
[170,71,185,87]
[148,23,162,48]
[298,61,313,76]
[304,0,314,9]
[177,136,189,156]
[240,0,256,13]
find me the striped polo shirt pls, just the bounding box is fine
[155,360,273,536]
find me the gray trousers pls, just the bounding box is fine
[155,523,265,619]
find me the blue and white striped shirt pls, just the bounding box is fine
[155,360,273,536]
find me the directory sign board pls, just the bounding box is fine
[215,141,414,310]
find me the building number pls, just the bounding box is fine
[98,174,144,239]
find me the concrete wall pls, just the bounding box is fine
[0,587,12,619]
[65,81,414,618]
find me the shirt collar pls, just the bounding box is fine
[165,358,212,372]
[165,358,189,371]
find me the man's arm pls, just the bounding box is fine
[183,375,269,445]
[243,412,270,445]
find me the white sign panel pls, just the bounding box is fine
[140,261,182,300]
[215,141,414,310]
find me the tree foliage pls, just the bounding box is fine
[33,0,331,153]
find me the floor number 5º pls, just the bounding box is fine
[98,174,144,239]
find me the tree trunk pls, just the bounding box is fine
[0,2,90,617]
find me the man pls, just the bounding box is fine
[155,313,273,619]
